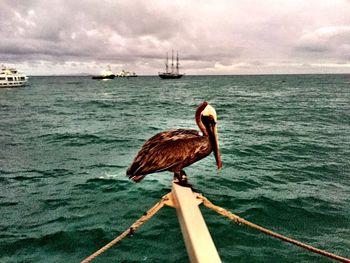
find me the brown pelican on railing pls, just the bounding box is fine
[126,101,222,186]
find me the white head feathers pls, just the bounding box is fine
[201,104,217,121]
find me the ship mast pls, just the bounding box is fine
[165,52,169,73]
[176,52,180,75]
[171,49,174,74]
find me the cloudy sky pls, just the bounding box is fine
[1,0,350,75]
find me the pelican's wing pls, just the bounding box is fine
[127,129,201,177]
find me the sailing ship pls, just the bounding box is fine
[158,51,183,79]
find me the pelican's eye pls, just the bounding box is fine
[201,114,216,125]
[201,104,217,123]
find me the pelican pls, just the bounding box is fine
[126,101,222,185]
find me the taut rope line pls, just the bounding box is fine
[80,194,169,263]
[81,191,349,263]
[197,194,350,263]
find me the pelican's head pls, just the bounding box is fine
[201,104,217,123]
[199,102,222,170]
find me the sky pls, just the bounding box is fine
[1,0,350,75]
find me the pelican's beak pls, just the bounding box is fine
[209,123,222,170]
[201,103,222,170]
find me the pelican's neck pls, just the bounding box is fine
[195,102,208,136]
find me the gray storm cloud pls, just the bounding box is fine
[1,0,350,75]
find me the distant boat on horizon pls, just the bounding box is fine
[158,51,183,79]
[116,69,138,78]
[92,65,115,80]
[0,65,28,88]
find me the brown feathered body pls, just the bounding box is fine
[126,101,221,183]
[127,129,212,182]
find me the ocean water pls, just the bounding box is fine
[0,75,349,263]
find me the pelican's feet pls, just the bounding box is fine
[173,172,193,188]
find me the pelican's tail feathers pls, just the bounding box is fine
[126,165,146,182]
[128,174,145,183]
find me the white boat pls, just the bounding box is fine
[116,69,137,78]
[92,65,115,79]
[0,65,28,87]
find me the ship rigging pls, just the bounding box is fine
[158,50,183,79]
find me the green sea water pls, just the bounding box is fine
[0,75,349,262]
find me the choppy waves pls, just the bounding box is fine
[0,75,349,262]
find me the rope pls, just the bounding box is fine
[197,194,350,263]
[81,194,169,263]
[81,189,349,263]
